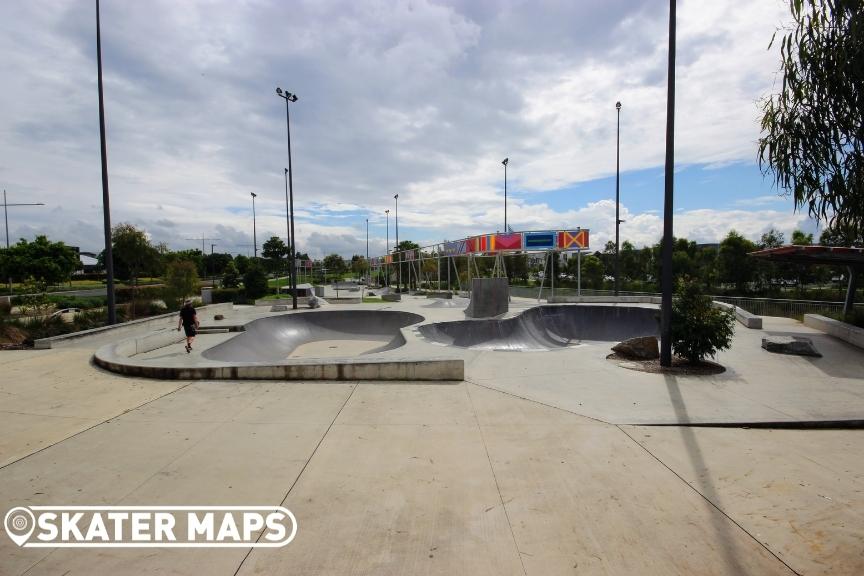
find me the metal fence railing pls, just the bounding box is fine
[507,285,862,320]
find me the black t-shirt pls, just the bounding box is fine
[180,306,197,325]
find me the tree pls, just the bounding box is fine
[322,254,347,282]
[163,249,204,277]
[164,260,199,309]
[578,254,605,289]
[671,277,735,364]
[718,230,756,293]
[759,228,785,249]
[262,236,288,273]
[0,235,79,287]
[222,261,241,288]
[234,254,251,275]
[350,255,368,280]
[242,262,268,300]
[791,230,813,245]
[102,223,162,284]
[759,0,864,233]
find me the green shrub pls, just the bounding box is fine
[115,285,163,303]
[243,264,268,300]
[671,277,735,363]
[212,288,246,304]
[47,295,107,310]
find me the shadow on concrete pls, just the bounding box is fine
[663,374,753,575]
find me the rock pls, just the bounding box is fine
[214,314,225,321]
[762,336,822,357]
[308,296,320,309]
[612,336,659,360]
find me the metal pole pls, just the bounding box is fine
[502,158,509,231]
[385,210,390,288]
[3,190,8,250]
[96,0,116,325]
[251,193,258,258]
[660,0,677,367]
[394,194,400,292]
[285,102,298,310]
[615,101,622,296]
[577,248,582,297]
[365,218,369,284]
[282,166,296,300]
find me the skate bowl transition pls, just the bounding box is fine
[94,310,464,381]
[419,305,659,351]
[203,310,423,361]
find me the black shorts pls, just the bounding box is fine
[183,324,197,337]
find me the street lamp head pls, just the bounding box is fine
[284,167,289,174]
[250,192,257,198]
[276,87,283,95]
[385,209,389,214]
[287,93,298,102]
[616,101,622,110]
[394,194,398,200]
[502,158,508,166]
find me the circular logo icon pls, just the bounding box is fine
[4,507,35,547]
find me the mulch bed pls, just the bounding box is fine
[606,352,726,375]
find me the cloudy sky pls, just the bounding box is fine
[0,0,815,259]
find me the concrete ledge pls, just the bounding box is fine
[382,294,402,302]
[93,344,463,381]
[254,297,311,306]
[34,303,234,349]
[714,301,763,329]
[426,292,453,299]
[325,298,363,305]
[804,314,864,349]
[548,295,662,304]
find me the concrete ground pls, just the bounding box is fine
[1,297,863,574]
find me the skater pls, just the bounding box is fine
[177,300,199,353]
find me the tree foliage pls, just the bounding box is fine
[104,223,162,283]
[758,0,864,232]
[163,260,200,308]
[242,262,268,300]
[671,277,735,364]
[0,235,79,287]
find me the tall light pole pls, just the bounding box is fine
[365,218,369,284]
[96,0,116,324]
[615,101,622,296]
[502,158,509,231]
[660,0,677,367]
[394,194,400,292]
[250,192,258,258]
[3,190,45,292]
[276,87,299,309]
[385,209,390,287]
[283,168,297,309]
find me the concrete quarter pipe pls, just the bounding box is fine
[418,305,660,351]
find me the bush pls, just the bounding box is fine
[47,295,107,310]
[671,277,735,363]
[164,260,200,309]
[115,285,163,303]
[211,288,247,304]
[243,264,268,300]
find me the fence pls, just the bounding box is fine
[507,285,862,320]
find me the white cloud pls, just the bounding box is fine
[0,0,801,258]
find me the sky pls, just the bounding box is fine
[0,0,820,259]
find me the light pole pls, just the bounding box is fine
[365,218,369,284]
[283,167,297,309]
[394,194,400,292]
[660,0,677,367]
[3,190,45,292]
[615,101,622,296]
[250,192,258,258]
[96,0,116,324]
[385,209,390,287]
[502,158,509,231]
[276,87,299,309]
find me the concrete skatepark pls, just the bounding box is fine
[2,292,863,575]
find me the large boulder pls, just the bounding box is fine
[612,336,659,360]
[761,336,822,357]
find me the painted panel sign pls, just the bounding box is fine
[557,229,589,250]
[523,231,556,250]
[493,232,523,252]
[442,240,466,256]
